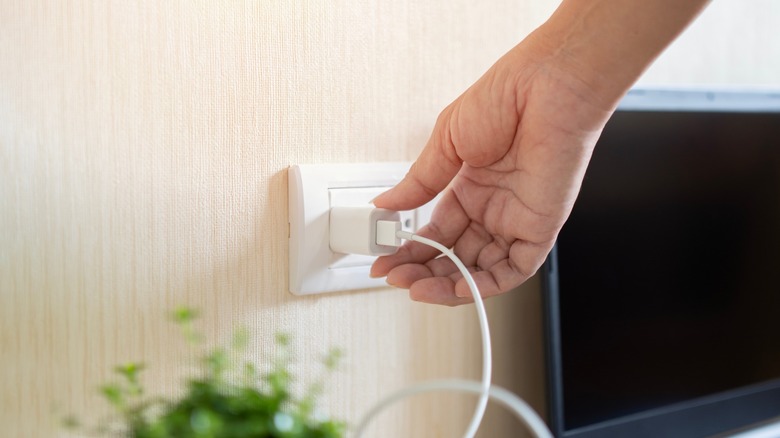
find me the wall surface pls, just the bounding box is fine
[1,1,778,437]
[638,2,780,86]
[0,1,555,437]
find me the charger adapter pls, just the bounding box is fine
[329,206,401,256]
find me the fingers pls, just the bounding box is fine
[385,257,466,289]
[476,238,513,271]
[454,271,507,299]
[455,239,550,298]
[406,271,503,306]
[452,221,494,267]
[404,268,516,306]
[386,238,551,306]
[385,263,433,289]
[372,198,550,305]
[409,277,474,307]
[372,105,463,211]
[370,189,469,278]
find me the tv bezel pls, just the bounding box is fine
[541,88,780,438]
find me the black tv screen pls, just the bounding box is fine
[543,89,780,438]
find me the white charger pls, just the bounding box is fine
[329,206,402,256]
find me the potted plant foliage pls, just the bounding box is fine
[65,307,345,438]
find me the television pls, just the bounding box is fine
[542,88,780,438]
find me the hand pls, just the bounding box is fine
[370,33,615,306]
[370,0,709,306]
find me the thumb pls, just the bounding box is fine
[373,109,463,210]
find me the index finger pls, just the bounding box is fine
[373,105,462,211]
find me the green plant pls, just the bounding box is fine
[67,307,345,438]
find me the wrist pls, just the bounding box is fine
[532,0,709,110]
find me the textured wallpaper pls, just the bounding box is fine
[0,1,555,437]
[1,1,778,437]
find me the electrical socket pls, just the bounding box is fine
[288,163,438,295]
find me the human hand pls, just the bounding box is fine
[370,0,710,306]
[370,32,616,306]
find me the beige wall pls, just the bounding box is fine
[639,2,780,86]
[1,1,777,437]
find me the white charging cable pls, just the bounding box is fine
[396,230,491,438]
[329,207,551,437]
[354,379,552,438]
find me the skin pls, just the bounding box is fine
[370,0,710,306]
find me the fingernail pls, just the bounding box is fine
[369,189,389,205]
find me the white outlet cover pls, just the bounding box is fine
[288,162,438,295]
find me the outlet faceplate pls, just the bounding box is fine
[288,162,438,295]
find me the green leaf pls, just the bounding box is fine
[99,383,124,408]
[231,327,250,351]
[169,307,199,324]
[323,348,343,371]
[202,348,229,381]
[78,309,347,438]
[61,414,80,430]
[275,332,291,348]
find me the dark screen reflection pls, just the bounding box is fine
[557,111,780,429]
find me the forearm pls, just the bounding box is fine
[535,0,710,109]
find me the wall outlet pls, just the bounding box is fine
[288,162,438,295]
